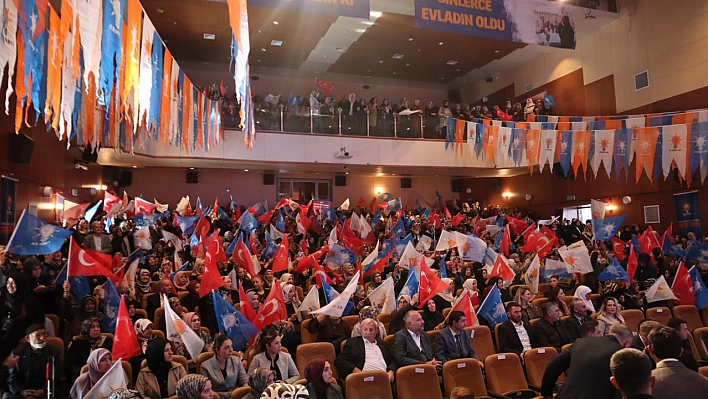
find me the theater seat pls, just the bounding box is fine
[673,305,703,332]
[300,319,318,344]
[142,355,188,373]
[524,347,563,387]
[465,326,495,361]
[700,306,708,327]
[346,370,393,399]
[196,352,215,374]
[295,343,338,379]
[230,387,251,399]
[619,309,644,332]
[396,364,442,399]
[646,307,671,325]
[442,358,488,398]
[81,360,134,388]
[383,334,395,347]
[154,307,165,332]
[485,353,537,397]
[699,366,708,378]
[694,327,708,360]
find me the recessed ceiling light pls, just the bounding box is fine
[408,37,414,41]
[392,54,404,59]
[334,47,345,52]
[494,50,500,53]
[392,72,396,75]
[438,41,444,45]
[345,172,349,175]
[244,169,249,172]
[446,60,458,65]
[271,40,282,46]
[272,21,279,25]
[405,63,410,67]
[257,30,261,33]
[156,8,164,13]
[132,165,137,168]
[379,60,384,63]
[344,30,349,33]
[441,77,445,80]
[322,55,327,58]
[257,59,261,62]
[456,69,461,71]
[189,167,195,170]
[392,173,396,176]
[261,48,266,52]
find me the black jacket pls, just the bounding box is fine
[392,329,436,366]
[497,320,533,356]
[565,314,592,341]
[7,343,62,399]
[532,318,572,353]
[334,337,396,379]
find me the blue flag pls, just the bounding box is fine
[6,210,73,255]
[261,235,278,261]
[598,256,630,282]
[391,219,406,239]
[483,247,498,267]
[371,209,382,229]
[445,117,455,150]
[685,240,708,266]
[689,122,708,184]
[321,278,354,315]
[150,30,163,135]
[239,212,258,234]
[592,215,627,242]
[559,130,573,177]
[176,214,201,236]
[422,208,431,222]
[511,128,525,167]
[230,196,239,211]
[386,234,414,258]
[326,243,356,267]
[478,285,508,326]
[438,259,447,279]
[631,235,641,255]
[474,123,486,160]
[661,234,686,258]
[416,200,423,213]
[397,269,419,301]
[288,92,302,107]
[689,266,708,309]
[103,279,120,333]
[215,206,231,222]
[135,211,170,227]
[55,263,91,301]
[435,191,443,203]
[226,238,238,256]
[544,94,555,107]
[540,259,572,282]
[613,129,631,182]
[211,291,258,351]
[276,210,285,231]
[98,0,124,106]
[674,191,702,237]
[170,262,189,282]
[323,209,338,223]
[385,198,402,212]
[84,201,102,223]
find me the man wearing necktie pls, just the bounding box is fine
[392,310,442,372]
[434,311,481,366]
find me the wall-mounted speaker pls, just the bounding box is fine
[451,179,462,193]
[263,173,275,185]
[119,171,133,187]
[187,171,198,184]
[400,178,412,189]
[335,175,347,187]
[491,178,502,191]
[8,133,35,163]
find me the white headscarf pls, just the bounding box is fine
[437,278,455,303]
[573,285,596,313]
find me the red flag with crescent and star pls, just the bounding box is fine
[254,281,288,329]
[271,234,290,273]
[112,297,142,360]
[233,238,256,278]
[239,284,257,323]
[67,237,115,277]
[199,235,226,297]
[418,261,450,308]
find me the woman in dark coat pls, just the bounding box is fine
[0,272,44,359]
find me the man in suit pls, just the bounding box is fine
[6,325,62,399]
[146,278,175,321]
[533,301,572,353]
[631,320,661,351]
[647,326,708,399]
[392,310,441,372]
[666,318,699,372]
[565,298,592,341]
[540,324,634,399]
[335,318,396,382]
[610,348,656,399]
[497,302,533,356]
[83,221,113,254]
[434,311,480,364]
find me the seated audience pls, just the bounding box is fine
[304,359,343,399]
[6,325,62,399]
[647,326,708,399]
[135,339,187,399]
[422,299,445,331]
[242,368,276,399]
[388,294,418,335]
[580,320,603,338]
[596,297,625,335]
[67,316,114,382]
[546,286,570,317]
[335,318,396,382]
[609,348,655,399]
[532,301,572,353]
[573,285,596,313]
[199,333,248,399]
[392,310,441,371]
[306,313,351,347]
[497,302,533,356]
[146,279,175,322]
[449,387,475,399]
[514,287,541,326]
[666,318,699,372]
[434,310,480,364]
[175,374,213,399]
[70,349,128,399]
[565,298,592,341]
[176,313,213,372]
[248,327,300,383]
[350,306,386,339]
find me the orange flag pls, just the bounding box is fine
[182,79,192,153]
[454,119,465,157]
[634,127,659,183]
[14,37,26,133]
[196,91,204,151]
[45,6,63,133]
[160,49,172,147]
[526,129,540,175]
[122,0,142,133]
[572,130,590,181]
[484,125,499,166]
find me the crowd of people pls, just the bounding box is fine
[0,193,706,399]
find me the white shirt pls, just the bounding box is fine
[656,358,679,367]
[93,235,104,250]
[362,339,387,372]
[407,329,422,351]
[513,321,532,353]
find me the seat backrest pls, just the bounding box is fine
[154,307,165,331]
[699,366,708,379]
[701,306,708,328]
[466,326,495,360]
[141,355,189,374]
[693,327,708,361]
[484,353,528,395]
[152,330,165,339]
[230,386,251,399]
[377,312,391,325]
[673,305,703,332]
[134,309,148,319]
[178,291,190,301]
[295,342,338,379]
[46,314,60,337]
[346,370,393,399]
[529,319,540,328]
[442,358,487,398]
[342,315,360,330]
[383,334,395,347]
[46,337,64,366]
[531,297,548,310]
[561,343,572,352]
[494,324,501,352]
[300,319,318,344]
[427,330,439,352]
[142,293,154,311]
[396,364,442,399]
[523,347,562,386]
[537,283,551,295]
[619,309,644,332]
[196,352,215,374]
[441,308,451,319]
[688,333,702,363]
[646,307,671,325]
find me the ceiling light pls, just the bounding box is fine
[132,165,137,168]
[322,55,327,58]
[408,37,414,41]
[272,21,279,25]
[438,41,444,45]
[334,47,345,52]
[441,77,445,80]
[392,173,396,176]
[494,50,499,53]
[456,69,461,71]
[446,60,458,65]
[189,167,195,170]
[257,59,261,62]
[392,54,404,59]
[271,40,282,46]
[244,169,249,172]
[405,63,410,67]
[392,72,396,75]
[345,172,349,175]
[355,28,366,33]
[367,69,371,72]
[261,48,266,52]
[379,60,384,63]
[344,30,349,33]
[156,8,164,13]
[370,11,382,18]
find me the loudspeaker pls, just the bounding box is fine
[263,173,275,185]
[187,171,198,184]
[448,89,461,104]
[451,179,462,193]
[491,178,502,191]
[400,178,412,188]
[8,133,34,163]
[335,175,347,187]
[119,171,132,187]
[81,146,98,163]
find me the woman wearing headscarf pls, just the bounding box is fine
[199,333,248,399]
[172,270,190,293]
[135,319,156,354]
[462,279,480,306]
[62,292,104,339]
[135,269,153,303]
[573,285,596,314]
[366,272,383,295]
[158,297,187,334]
[388,293,417,335]
[0,272,44,359]
[523,98,536,120]
[242,368,275,399]
[175,374,213,399]
[422,299,445,331]
[434,277,455,310]
[260,383,309,399]
[483,277,512,302]
[350,306,386,339]
[455,266,473,293]
[635,253,658,290]
[281,283,301,322]
[108,388,145,399]
[175,313,212,373]
[67,316,114,381]
[135,339,187,399]
[304,359,343,399]
[70,348,128,399]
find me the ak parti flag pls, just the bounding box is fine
[634,127,659,183]
[484,125,499,166]
[112,297,142,360]
[271,234,289,273]
[571,130,590,181]
[254,281,288,329]
[526,129,541,174]
[67,237,115,277]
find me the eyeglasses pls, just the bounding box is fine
[30,331,47,338]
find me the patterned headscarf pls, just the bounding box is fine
[260,383,309,399]
[248,368,276,398]
[108,389,142,399]
[175,374,209,399]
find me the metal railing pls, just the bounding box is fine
[222,107,445,139]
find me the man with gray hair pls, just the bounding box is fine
[541,324,634,399]
[392,310,441,371]
[335,318,397,382]
[610,348,655,399]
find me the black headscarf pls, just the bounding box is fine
[145,338,172,397]
[4,272,29,309]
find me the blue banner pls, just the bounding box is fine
[248,0,370,19]
[690,122,708,183]
[559,130,573,177]
[0,176,17,244]
[99,0,125,106]
[511,128,524,167]
[613,129,631,182]
[415,0,578,49]
[674,191,702,237]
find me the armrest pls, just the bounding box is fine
[527,384,542,392]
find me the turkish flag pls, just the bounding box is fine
[257,210,274,225]
[271,235,290,273]
[313,263,334,286]
[301,201,313,216]
[487,254,515,283]
[451,213,465,227]
[611,237,628,261]
[500,226,511,257]
[204,231,227,263]
[275,198,290,210]
[234,239,256,278]
[193,217,211,243]
[355,198,365,209]
[537,235,558,258]
[239,284,257,323]
[639,227,661,254]
[68,238,115,278]
[364,251,393,277]
[418,262,451,308]
[199,237,226,297]
[135,198,157,215]
[446,289,479,327]
[672,263,695,306]
[254,281,288,329]
[520,223,537,239]
[662,223,673,247]
[315,78,334,96]
[293,245,327,274]
[507,217,529,235]
[444,207,452,220]
[103,191,122,212]
[370,197,377,214]
[626,246,638,285]
[112,297,142,360]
